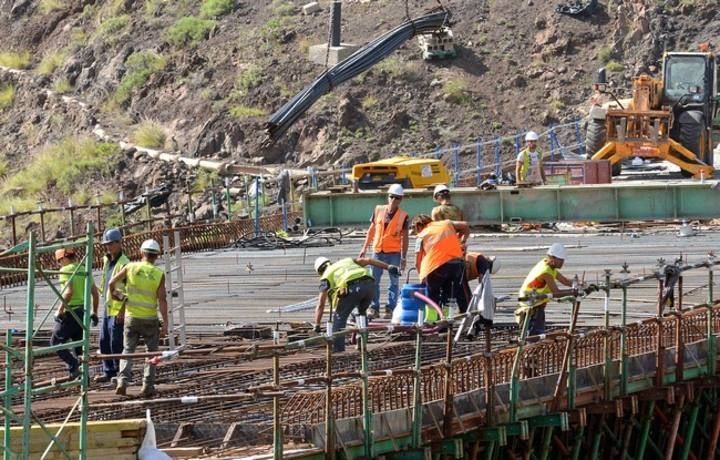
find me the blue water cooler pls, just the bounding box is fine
[392,283,427,325]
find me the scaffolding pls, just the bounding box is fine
[163,230,187,349]
[1,224,95,460]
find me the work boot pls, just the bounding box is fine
[93,374,111,383]
[367,309,379,320]
[139,385,156,398]
[382,308,392,320]
[115,381,127,396]
[68,367,81,380]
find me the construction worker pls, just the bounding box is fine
[50,248,99,379]
[463,252,500,303]
[358,183,409,320]
[431,184,464,221]
[515,131,547,185]
[516,243,580,336]
[412,214,470,313]
[110,239,168,397]
[313,256,400,352]
[94,228,130,383]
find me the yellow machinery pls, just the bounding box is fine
[351,156,450,190]
[587,51,719,177]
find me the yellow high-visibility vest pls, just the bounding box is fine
[100,254,130,316]
[125,261,164,319]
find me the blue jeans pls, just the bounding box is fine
[528,308,546,336]
[99,315,124,377]
[371,252,401,311]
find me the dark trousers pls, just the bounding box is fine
[333,278,374,352]
[426,261,469,313]
[99,315,124,377]
[50,308,84,372]
[528,307,546,336]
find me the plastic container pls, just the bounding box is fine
[392,283,427,325]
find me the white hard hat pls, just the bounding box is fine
[141,239,161,254]
[433,184,449,196]
[387,183,404,197]
[547,243,567,260]
[314,256,331,274]
[490,257,501,274]
[525,131,539,142]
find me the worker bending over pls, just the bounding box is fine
[515,131,546,185]
[463,252,500,305]
[516,243,579,336]
[313,256,400,352]
[51,248,99,379]
[412,215,470,314]
[358,183,409,319]
[111,239,168,397]
[431,184,464,221]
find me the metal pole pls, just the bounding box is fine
[656,278,665,387]
[676,277,684,384]
[476,139,483,187]
[282,201,288,232]
[679,401,700,460]
[453,144,460,187]
[3,331,13,460]
[359,316,372,459]
[145,194,152,231]
[79,223,93,460]
[603,270,612,400]
[39,208,46,242]
[22,231,37,457]
[510,309,531,422]
[68,199,75,237]
[9,208,17,246]
[324,338,335,460]
[620,286,628,396]
[225,178,232,221]
[494,137,502,177]
[330,1,341,47]
[665,396,685,460]
[636,400,655,460]
[119,191,126,228]
[552,299,580,410]
[272,325,282,460]
[442,323,455,437]
[411,312,424,448]
[570,426,584,460]
[254,176,260,237]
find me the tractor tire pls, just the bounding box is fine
[612,161,622,176]
[585,118,606,158]
[677,111,705,178]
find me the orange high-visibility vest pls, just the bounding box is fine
[465,252,486,281]
[417,220,463,281]
[372,205,407,253]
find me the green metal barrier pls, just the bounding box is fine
[304,182,720,226]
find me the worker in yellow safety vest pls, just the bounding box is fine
[515,131,547,185]
[516,243,580,336]
[110,239,168,397]
[313,256,400,352]
[358,183,409,320]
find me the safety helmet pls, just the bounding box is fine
[54,247,76,261]
[547,243,567,260]
[387,183,404,197]
[101,228,122,244]
[525,131,540,142]
[140,239,161,254]
[433,184,449,197]
[490,257,501,274]
[314,256,331,274]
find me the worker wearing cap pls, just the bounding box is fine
[516,243,580,336]
[313,256,400,352]
[110,239,168,397]
[94,228,130,383]
[358,183,409,320]
[515,131,546,185]
[412,214,470,313]
[431,184,464,221]
[50,248,100,379]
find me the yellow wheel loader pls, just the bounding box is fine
[586,51,719,178]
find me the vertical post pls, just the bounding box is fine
[676,275,684,383]
[272,325,283,460]
[656,279,665,387]
[665,396,685,460]
[475,139,483,187]
[575,119,586,157]
[3,330,13,460]
[636,400,655,460]
[679,400,699,460]
[254,176,261,237]
[358,316,372,459]
[95,197,102,234]
[570,426,585,460]
[620,286,628,396]
[22,231,37,458]
[224,177,232,221]
[707,263,716,376]
[340,164,347,186]
[603,270,612,400]
[79,223,94,460]
[9,206,17,246]
[211,190,218,220]
[453,144,460,187]
[282,201,288,232]
[540,426,554,460]
[330,1,341,47]
[324,338,335,460]
[510,311,531,422]
[38,207,46,242]
[442,322,455,437]
[411,311,424,448]
[144,190,152,231]
[119,191,126,228]
[494,137,502,177]
[68,198,76,237]
[553,299,580,411]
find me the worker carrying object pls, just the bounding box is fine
[412,214,470,314]
[94,228,130,384]
[110,239,168,398]
[50,247,100,379]
[358,183,409,320]
[313,256,400,353]
[515,131,546,185]
[431,184,465,221]
[516,243,581,336]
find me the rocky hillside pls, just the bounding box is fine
[0,0,717,235]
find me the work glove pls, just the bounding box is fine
[312,324,321,333]
[387,265,401,277]
[90,314,99,327]
[583,284,599,295]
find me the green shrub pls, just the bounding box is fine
[443,79,471,105]
[39,0,65,14]
[111,51,166,107]
[0,51,31,69]
[548,98,565,111]
[376,56,407,78]
[200,0,235,18]
[131,120,167,148]
[96,14,130,43]
[233,64,262,97]
[36,52,66,75]
[144,0,164,17]
[271,0,296,16]
[605,60,624,72]
[166,17,216,46]
[53,78,72,94]
[598,46,613,64]
[229,105,266,118]
[0,158,7,177]
[0,85,15,109]
[361,95,379,111]
[3,138,119,198]
[193,169,219,192]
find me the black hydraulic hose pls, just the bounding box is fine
[263,8,450,145]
